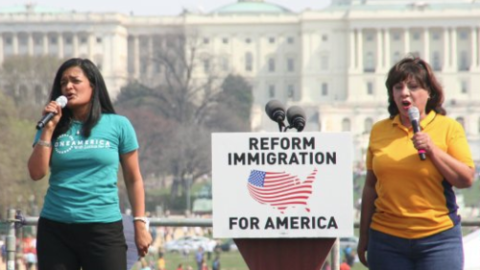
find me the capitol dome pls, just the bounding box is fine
[211,0,292,15]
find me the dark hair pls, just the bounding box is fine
[385,56,446,118]
[49,58,116,139]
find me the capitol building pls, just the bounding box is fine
[1,0,479,162]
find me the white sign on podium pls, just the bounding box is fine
[212,132,354,238]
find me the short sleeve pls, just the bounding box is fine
[118,117,139,154]
[447,121,475,168]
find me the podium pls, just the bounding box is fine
[234,238,335,270]
[212,132,353,270]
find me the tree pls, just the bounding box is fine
[0,92,47,216]
[0,55,65,120]
[115,30,253,211]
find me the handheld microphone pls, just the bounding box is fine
[36,96,68,130]
[265,100,286,125]
[408,106,426,161]
[286,106,306,132]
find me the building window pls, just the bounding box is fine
[268,84,276,98]
[203,38,209,44]
[221,57,229,71]
[50,37,57,44]
[393,33,401,41]
[461,80,468,94]
[459,31,468,40]
[287,58,294,72]
[432,51,441,71]
[287,37,294,44]
[413,32,420,40]
[322,34,328,41]
[222,38,229,44]
[321,83,328,96]
[245,38,251,44]
[367,82,374,95]
[65,37,72,44]
[5,37,12,45]
[245,52,253,72]
[365,52,375,72]
[269,37,275,44]
[366,34,374,42]
[342,118,351,132]
[432,32,440,40]
[320,54,329,70]
[287,84,295,98]
[268,58,275,72]
[364,118,373,133]
[203,59,210,72]
[392,51,401,64]
[96,37,102,43]
[456,117,465,129]
[80,37,87,44]
[459,50,469,71]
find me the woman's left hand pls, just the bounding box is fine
[134,222,153,257]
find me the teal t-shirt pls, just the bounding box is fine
[34,114,138,223]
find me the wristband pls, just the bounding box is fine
[133,216,150,230]
[36,140,52,147]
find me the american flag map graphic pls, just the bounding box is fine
[247,169,318,213]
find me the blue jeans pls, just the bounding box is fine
[367,224,463,270]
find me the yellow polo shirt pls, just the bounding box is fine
[366,110,474,239]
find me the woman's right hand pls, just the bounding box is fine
[42,100,63,129]
[357,235,369,268]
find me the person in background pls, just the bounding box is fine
[27,58,152,270]
[157,251,166,270]
[357,56,475,270]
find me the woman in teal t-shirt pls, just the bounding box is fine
[28,58,152,270]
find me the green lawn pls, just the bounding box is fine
[133,250,367,270]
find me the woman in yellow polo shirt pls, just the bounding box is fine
[357,56,475,270]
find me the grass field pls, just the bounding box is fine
[133,250,368,270]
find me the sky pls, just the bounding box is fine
[0,0,332,16]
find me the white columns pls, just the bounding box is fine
[404,28,410,55]
[88,34,95,60]
[43,34,48,55]
[133,35,140,78]
[472,27,479,69]
[384,29,391,68]
[148,36,154,74]
[58,33,64,58]
[423,28,430,62]
[357,29,363,71]
[12,33,18,55]
[443,28,450,71]
[349,29,355,71]
[451,28,457,71]
[72,34,79,57]
[376,29,383,71]
[27,33,33,56]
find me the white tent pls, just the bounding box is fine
[464,229,480,270]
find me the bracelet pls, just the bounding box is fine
[36,140,52,148]
[133,217,149,224]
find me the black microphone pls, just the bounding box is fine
[36,96,68,130]
[286,106,306,132]
[408,106,426,161]
[265,100,286,125]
